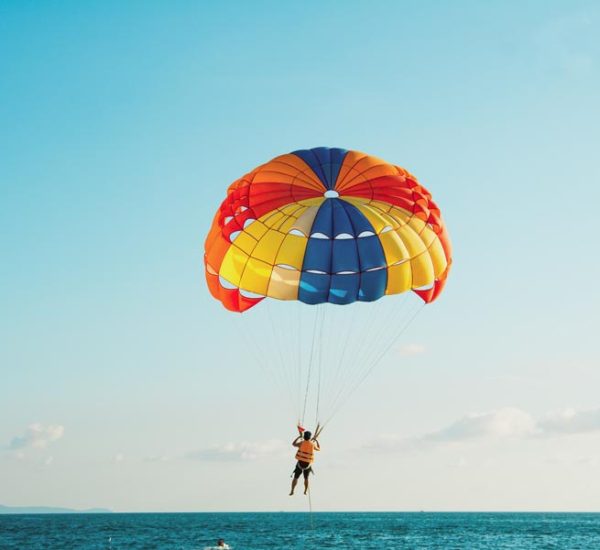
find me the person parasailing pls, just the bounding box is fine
[289,425,321,496]
[203,147,453,494]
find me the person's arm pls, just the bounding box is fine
[313,439,321,451]
[292,436,302,447]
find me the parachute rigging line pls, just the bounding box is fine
[315,304,325,426]
[302,305,321,426]
[266,301,298,415]
[324,302,425,426]
[234,313,296,419]
[308,485,315,531]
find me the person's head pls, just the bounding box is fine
[217,539,225,547]
[303,431,312,441]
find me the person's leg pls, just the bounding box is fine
[290,465,301,495]
[303,469,310,495]
[289,477,298,496]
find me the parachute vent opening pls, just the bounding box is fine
[276,264,298,271]
[218,276,237,290]
[413,283,434,291]
[323,190,339,198]
[243,218,256,228]
[288,229,306,237]
[224,216,234,224]
[334,233,354,240]
[381,225,393,234]
[310,232,330,240]
[239,288,265,299]
[229,230,241,242]
[358,231,375,238]
[306,269,327,275]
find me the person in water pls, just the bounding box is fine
[289,429,320,496]
[216,539,229,549]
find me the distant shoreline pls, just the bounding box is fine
[0,505,112,515]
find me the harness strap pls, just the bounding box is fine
[290,462,315,477]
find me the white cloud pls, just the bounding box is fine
[367,406,600,453]
[398,343,425,356]
[422,408,536,443]
[188,439,288,462]
[545,454,600,466]
[453,457,468,468]
[7,424,65,450]
[539,408,600,435]
[144,455,171,463]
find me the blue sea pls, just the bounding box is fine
[2,512,600,549]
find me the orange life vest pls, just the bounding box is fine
[295,440,316,464]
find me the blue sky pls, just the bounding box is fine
[1,0,600,511]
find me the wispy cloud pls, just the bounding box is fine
[187,439,288,462]
[422,408,536,442]
[398,343,426,356]
[367,406,600,452]
[143,455,172,463]
[539,408,600,435]
[6,424,65,451]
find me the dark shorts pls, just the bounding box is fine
[293,461,313,479]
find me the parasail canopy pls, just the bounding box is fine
[204,147,452,312]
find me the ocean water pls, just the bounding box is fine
[2,512,600,549]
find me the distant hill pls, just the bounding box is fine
[0,505,111,514]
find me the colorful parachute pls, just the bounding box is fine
[204,147,452,312]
